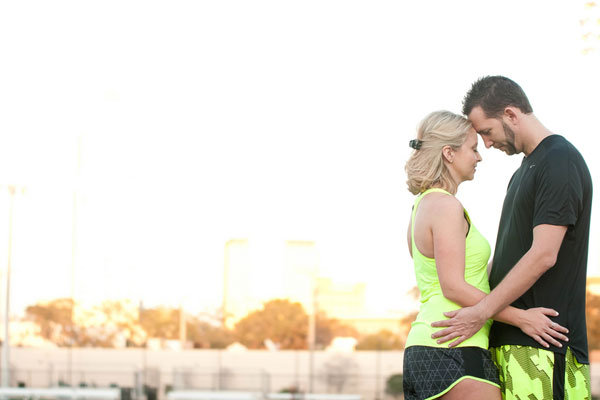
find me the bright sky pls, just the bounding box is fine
[0,0,599,316]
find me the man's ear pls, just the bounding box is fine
[503,106,520,125]
[442,145,454,163]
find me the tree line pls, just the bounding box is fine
[18,298,417,350]
[17,289,600,351]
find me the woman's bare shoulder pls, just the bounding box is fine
[418,192,463,215]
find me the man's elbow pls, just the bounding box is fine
[538,252,558,271]
[531,224,567,272]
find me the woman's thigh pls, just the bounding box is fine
[440,378,501,400]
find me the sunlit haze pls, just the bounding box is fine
[0,0,599,318]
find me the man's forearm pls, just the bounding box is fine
[494,305,527,327]
[478,249,552,320]
[442,281,528,327]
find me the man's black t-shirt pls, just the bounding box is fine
[488,135,593,364]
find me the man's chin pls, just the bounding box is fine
[498,146,516,155]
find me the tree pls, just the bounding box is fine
[187,320,234,349]
[25,298,76,346]
[74,300,146,347]
[355,311,417,350]
[234,299,358,349]
[586,289,600,350]
[26,298,148,347]
[581,1,600,56]
[385,374,404,399]
[139,306,181,340]
[234,299,308,349]
[315,312,359,349]
[356,330,404,350]
[100,300,147,346]
[398,311,418,346]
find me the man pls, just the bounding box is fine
[431,76,593,399]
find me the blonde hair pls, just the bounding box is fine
[405,111,472,195]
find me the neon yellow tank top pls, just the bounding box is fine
[404,188,493,349]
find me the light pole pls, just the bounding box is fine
[2,185,22,388]
[68,135,82,386]
[307,279,317,394]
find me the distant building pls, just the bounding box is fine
[282,240,319,309]
[315,277,366,318]
[222,239,263,328]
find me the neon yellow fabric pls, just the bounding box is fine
[492,345,554,400]
[565,346,591,400]
[423,377,499,400]
[491,345,591,400]
[405,188,492,349]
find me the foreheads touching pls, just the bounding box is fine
[462,76,531,155]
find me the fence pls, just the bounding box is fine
[1,369,391,400]
[0,387,121,400]
[6,347,600,400]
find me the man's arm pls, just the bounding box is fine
[431,223,568,347]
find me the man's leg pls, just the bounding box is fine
[564,347,591,400]
[490,345,553,400]
[490,345,591,400]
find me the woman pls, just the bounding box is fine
[402,111,567,400]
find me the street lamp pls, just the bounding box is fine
[307,279,317,394]
[2,185,24,388]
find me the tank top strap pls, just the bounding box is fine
[411,188,453,256]
[411,188,452,223]
[418,187,452,198]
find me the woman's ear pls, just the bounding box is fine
[442,146,454,163]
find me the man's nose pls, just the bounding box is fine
[483,137,493,149]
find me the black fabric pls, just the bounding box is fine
[553,351,566,400]
[488,135,593,363]
[403,346,499,400]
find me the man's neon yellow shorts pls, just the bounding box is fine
[490,345,591,400]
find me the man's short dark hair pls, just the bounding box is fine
[462,76,533,118]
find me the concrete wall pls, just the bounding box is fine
[8,347,600,399]
[7,348,405,400]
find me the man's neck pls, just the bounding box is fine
[520,115,553,156]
